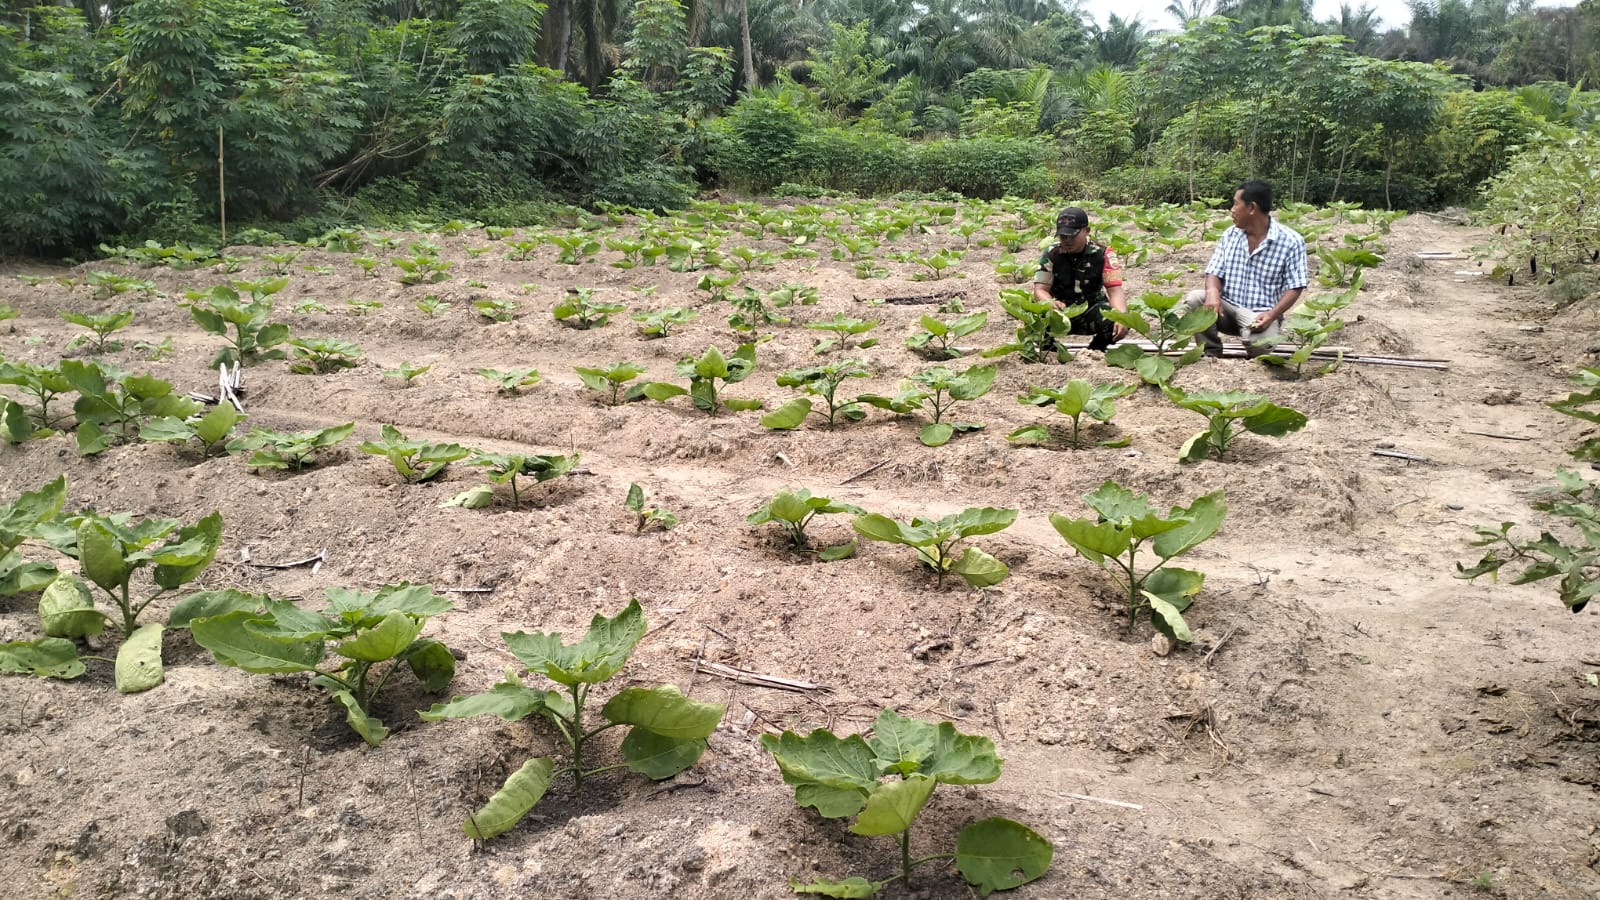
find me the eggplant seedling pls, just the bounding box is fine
[859,364,996,447]
[633,307,697,338]
[0,361,73,436]
[449,451,578,509]
[762,708,1052,897]
[905,311,988,361]
[227,422,354,471]
[1009,379,1137,449]
[422,600,725,838]
[288,337,362,374]
[0,476,65,598]
[60,310,134,355]
[624,483,678,532]
[183,279,291,366]
[762,360,871,430]
[983,288,1082,363]
[140,403,245,457]
[1050,480,1225,639]
[384,362,432,385]
[1162,386,1307,462]
[853,507,1015,587]
[576,362,647,405]
[188,583,457,746]
[359,424,471,483]
[1458,469,1600,612]
[554,288,625,329]
[748,489,863,559]
[63,361,203,456]
[635,344,762,414]
[1103,291,1217,385]
[478,367,542,394]
[807,315,879,354]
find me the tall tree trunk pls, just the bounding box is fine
[738,0,757,90]
[553,0,574,79]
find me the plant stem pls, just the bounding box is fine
[570,684,588,793]
[901,829,913,888]
[510,476,521,509]
[580,762,632,778]
[118,582,136,634]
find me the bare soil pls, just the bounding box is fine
[2,210,1598,900]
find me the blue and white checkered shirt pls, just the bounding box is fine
[1204,219,1309,312]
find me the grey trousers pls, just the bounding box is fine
[1179,290,1281,358]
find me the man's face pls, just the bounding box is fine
[1229,190,1256,228]
[1057,228,1088,252]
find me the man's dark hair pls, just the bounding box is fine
[1237,180,1273,213]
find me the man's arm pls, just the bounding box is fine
[1252,287,1303,329]
[1203,273,1224,312]
[1033,280,1056,305]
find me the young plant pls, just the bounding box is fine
[416,295,451,317]
[1315,242,1383,288]
[345,298,383,316]
[392,254,453,285]
[992,252,1035,284]
[384,361,432,385]
[353,256,381,277]
[905,311,988,361]
[449,451,578,509]
[1260,280,1357,376]
[763,708,1051,898]
[38,509,223,692]
[575,362,647,406]
[359,424,471,483]
[727,288,790,333]
[762,360,871,430]
[184,279,291,366]
[909,248,963,281]
[473,297,518,323]
[554,288,625,329]
[1050,480,1225,639]
[1103,291,1219,385]
[288,337,362,374]
[767,283,820,307]
[636,344,762,414]
[853,507,1015,587]
[624,483,678,532]
[1457,470,1600,612]
[807,314,880,354]
[633,307,697,338]
[60,310,134,355]
[0,361,73,437]
[420,600,725,838]
[86,271,157,301]
[0,476,65,598]
[1162,386,1308,462]
[478,367,542,394]
[983,288,1081,364]
[188,583,456,746]
[696,270,743,303]
[63,361,203,455]
[724,245,778,272]
[859,364,996,447]
[1009,379,1137,450]
[551,233,601,265]
[140,403,244,457]
[227,422,354,471]
[748,489,864,558]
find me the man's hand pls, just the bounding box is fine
[1204,295,1222,314]
[1250,311,1276,331]
[1111,322,1129,341]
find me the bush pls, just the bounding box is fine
[915,136,1050,199]
[586,163,696,212]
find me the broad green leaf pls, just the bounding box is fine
[955,817,1053,895]
[464,757,554,839]
[1178,430,1210,463]
[193,404,241,445]
[152,512,223,590]
[924,723,1003,784]
[951,546,1009,587]
[1104,344,1144,370]
[1134,354,1175,384]
[401,638,456,692]
[327,583,453,621]
[1146,592,1194,642]
[442,485,495,508]
[246,599,335,640]
[191,611,324,673]
[850,774,936,836]
[601,684,725,739]
[624,483,645,513]
[39,575,106,638]
[792,876,884,898]
[0,556,58,596]
[422,676,553,722]
[1006,425,1050,445]
[115,623,165,693]
[0,637,85,678]
[1151,492,1227,559]
[77,519,126,594]
[1082,480,1155,522]
[919,422,954,446]
[503,598,645,686]
[331,688,389,746]
[167,589,264,628]
[76,422,112,456]
[818,540,856,561]
[953,508,1018,538]
[619,729,707,779]
[335,611,423,662]
[640,382,688,401]
[724,397,764,412]
[1143,566,1205,605]
[760,729,880,807]
[1048,515,1126,563]
[139,416,194,443]
[866,708,936,772]
[853,514,907,545]
[1242,403,1309,436]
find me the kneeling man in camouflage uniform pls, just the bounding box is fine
[1032,207,1129,352]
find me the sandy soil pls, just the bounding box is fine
[1,204,1598,900]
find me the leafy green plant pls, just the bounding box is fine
[447,451,579,509]
[908,248,963,281]
[853,507,1015,587]
[60,310,133,355]
[624,483,678,532]
[992,252,1035,284]
[227,423,354,471]
[762,360,871,430]
[345,298,383,316]
[416,295,451,317]
[554,288,625,329]
[354,256,381,277]
[421,600,725,838]
[0,361,73,437]
[807,314,880,354]
[288,337,362,374]
[384,362,432,385]
[767,283,820,307]
[1456,469,1600,612]
[633,306,697,338]
[359,424,471,483]
[1009,379,1138,449]
[504,238,544,261]
[1315,241,1383,288]
[551,233,601,265]
[1054,469,1227,626]
[1162,386,1308,462]
[140,403,245,457]
[260,250,301,275]
[392,254,453,285]
[636,344,762,414]
[983,288,1082,363]
[188,583,456,746]
[63,361,203,455]
[727,288,790,333]
[478,367,543,394]
[183,279,291,366]
[748,489,864,558]
[0,476,65,598]
[473,297,518,323]
[854,259,890,279]
[1103,291,1218,385]
[905,312,988,360]
[294,299,329,314]
[762,708,1051,898]
[696,270,743,304]
[859,364,996,446]
[85,272,157,301]
[575,362,647,405]
[724,245,778,272]
[1260,280,1357,376]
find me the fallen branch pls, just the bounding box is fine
[952,656,1005,671]
[243,548,326,570]
[440,586,495,593]
[860,290,966,306]
[839,459,890,485]
[1372,449,1430,463]
[1056,790,1143,811]
[1202,625,1241,667]
[1460,430,1534,442]
[695,659,830,693]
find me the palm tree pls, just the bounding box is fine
[1165,0,1213,27]
[1324,2,1383,54]
[1089,14,1149,69]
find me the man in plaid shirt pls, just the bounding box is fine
[1182,180,1308,358]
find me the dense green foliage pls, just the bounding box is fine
[3,0,1598,253]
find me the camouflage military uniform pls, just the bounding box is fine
[1033,241,1125,351]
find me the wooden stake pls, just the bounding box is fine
[217,125,226,246]
[1460,430,1534,442]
